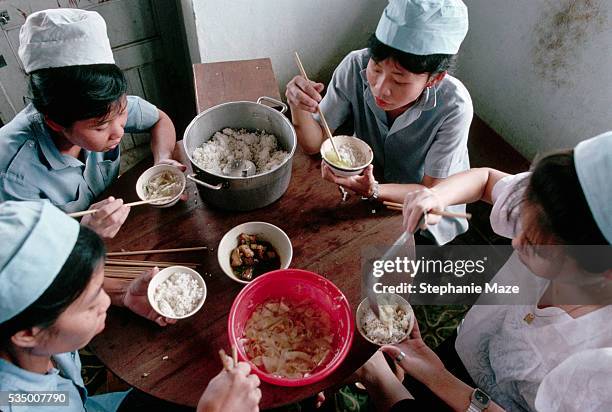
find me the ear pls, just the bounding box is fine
[44,115,65,133]
[10,326,45,349]
[426,71,447,88]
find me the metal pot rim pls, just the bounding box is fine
[182,100,297,181]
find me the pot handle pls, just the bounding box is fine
[257,96,287,114]
[186,174,224,190]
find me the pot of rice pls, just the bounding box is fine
[183,97,296,211]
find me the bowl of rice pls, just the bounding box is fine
[136,164,186,208]
[320,135,373,177]
[356,293,414,345]
[147,266,207,319]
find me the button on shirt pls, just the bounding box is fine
[0,351,129,412]
[317,49,473,244]
[0,96,159,212]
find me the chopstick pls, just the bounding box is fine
[383,201,472,219]
[232,346,238,366]
[105,259,197,268]
[67,196,174,218]
[293,51,341,161]
[107,246,208,257]
[218,346,239,371]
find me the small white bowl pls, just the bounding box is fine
[356,293,414,345]
[320,135,373,177]
[136,164,186,208]
[217,221,293,284]
[147,266,207,319]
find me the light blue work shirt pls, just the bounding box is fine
[317,49,473,244]
[0,351,129,412]
[0,96,159,213]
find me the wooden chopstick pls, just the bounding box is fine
[107,246,208,257]
[232,346,238,367]
[219,349,232,371]
[293,51,341,160]
[383,201,472,219]
[105,260,197,269]
[67,196,174,218]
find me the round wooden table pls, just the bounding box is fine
[89,145,405,408]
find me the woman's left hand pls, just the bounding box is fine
[321,162,376,198]
[155,158,187,171]
[123,267,177,326]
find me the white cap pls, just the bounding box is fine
[375,0,469,55]
[574,131,612,244]
[18,8,114,74]
[0,201,79,323]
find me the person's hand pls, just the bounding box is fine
[81,196,130,239]
[321,162,376,198]
[285,75,325,113]
[197,362,261,412]
[380,320,446,387]
[155,158,187,172]
[402,188,445,233]
[122,267,177,327]
[351,350,404,388]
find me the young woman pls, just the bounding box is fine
[286,0,472,244]
[0,9,184,239]
[357,132,612,411]
[0,201,261,412]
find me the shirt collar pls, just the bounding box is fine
[27,107,84,170]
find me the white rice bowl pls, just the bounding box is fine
[192,128,289,176]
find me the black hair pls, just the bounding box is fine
[516,150,610,272]
[367,33,456,75]
[28,64,127,128]
[0,226,106,343]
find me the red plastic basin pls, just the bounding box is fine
[227,269,354,386]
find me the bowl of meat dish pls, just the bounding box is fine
[136,164,186,208]
[227,269,354,386]
[356,293,414,345]
[320,135,373,177]
[217,221,292,284]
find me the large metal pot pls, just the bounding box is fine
[183,97,296,211]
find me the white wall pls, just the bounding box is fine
[184,0,387,93]
[458,0,612,159]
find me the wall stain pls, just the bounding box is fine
[532,0,607,87]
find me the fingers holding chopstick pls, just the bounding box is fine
[219,346,240,371]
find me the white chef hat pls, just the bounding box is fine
[375,0,469,55]
[0,201,79,324]
[574,131,612,244]
[18,8,114,74]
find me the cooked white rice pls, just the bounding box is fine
[192,128,289,175]
[154,272,204,317]
[362,304,411,345]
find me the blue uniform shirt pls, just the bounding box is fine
[0,96,159,212]
[0,351,129,412]
[316,49,473,244]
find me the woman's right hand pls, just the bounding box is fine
[380,321,446,387]
[197,361,262,412]
[403,188,446,234]
[81,196,130,239]
[285,75,324,113]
